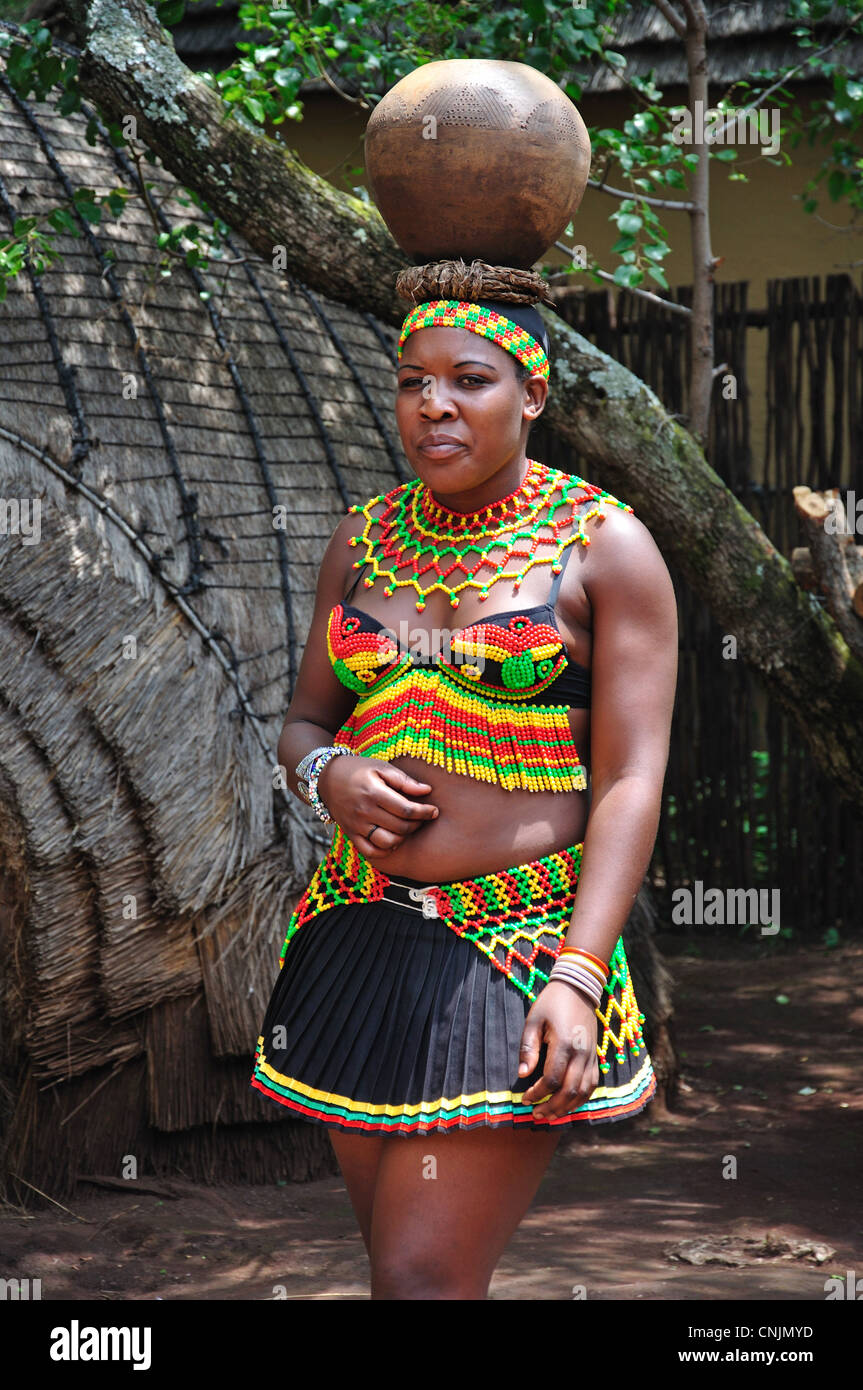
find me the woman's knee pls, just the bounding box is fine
[370,1248,489,1300]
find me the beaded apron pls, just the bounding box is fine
[278,827,647,1076]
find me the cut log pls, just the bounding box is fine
[791,545,863,593]
[792,487,863,665]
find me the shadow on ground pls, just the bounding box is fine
[2,937,860,1300]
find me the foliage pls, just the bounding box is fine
[0,1,861,297]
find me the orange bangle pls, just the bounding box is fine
[559,946,609,974]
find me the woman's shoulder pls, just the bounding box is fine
[341,476,418,535]
[549,468,639,552]
[323,478,414,582]
[554,467,635,521]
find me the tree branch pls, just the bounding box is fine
[49,0,863,806]
[587,178,695,212]
[652,0,687,40]
[681,0,714,444]
[550,240,691,317]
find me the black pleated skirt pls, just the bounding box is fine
[251,896,657,1136]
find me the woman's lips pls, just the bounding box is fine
[417,440,468,457]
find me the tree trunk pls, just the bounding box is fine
[55,0,863,809]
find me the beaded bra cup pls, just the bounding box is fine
[325,473,633,793]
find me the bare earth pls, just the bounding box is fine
[2,937,861,1301]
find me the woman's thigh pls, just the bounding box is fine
[328,1130,387,1256]
[368,1125,562,1300]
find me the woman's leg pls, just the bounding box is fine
[328,1130,387,1256]
[368,1125,562,1300]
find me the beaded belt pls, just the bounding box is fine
[278,827,647,1071]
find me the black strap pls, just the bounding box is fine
[343,560,371,603]
[547,541,579,606]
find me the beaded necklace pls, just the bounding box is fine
[347,460,631,611]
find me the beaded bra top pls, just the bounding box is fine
[325,472,633,793]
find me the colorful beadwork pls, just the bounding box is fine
[326,603,403,693]
[398,299,550,380]
[277,826,647,1072]
[330,659,587,792]
[347,460,633,612]
[327,460,638,795]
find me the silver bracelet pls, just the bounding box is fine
[307,746,356,824]
[295,744,340,784]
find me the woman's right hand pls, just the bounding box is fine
[315,755,439,858]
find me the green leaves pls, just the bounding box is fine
[157,0,187,27]
[613,264,644,289]
[0,0,861,305]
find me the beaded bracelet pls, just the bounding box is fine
[306,746,356,824]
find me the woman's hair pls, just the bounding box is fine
[396,258,554,309]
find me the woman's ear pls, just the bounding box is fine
[524,375,548,422]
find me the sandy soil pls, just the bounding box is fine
[2,935,860,1301]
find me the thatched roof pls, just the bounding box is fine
[0,48,678,1204]
[173,0,861,94]
[0,59,410,1197]
[580,0,863,93]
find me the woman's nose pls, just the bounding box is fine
[420,382,457,416]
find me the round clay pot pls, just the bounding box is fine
[364,58,591,268]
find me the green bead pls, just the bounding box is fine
[332,658,370,694]
[501,651,535,689]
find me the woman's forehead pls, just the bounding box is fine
[398,326,502,367]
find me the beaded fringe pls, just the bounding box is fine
[333,664,587,793]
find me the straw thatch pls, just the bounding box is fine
[0,65,411,1199]
[0,68,674,1205]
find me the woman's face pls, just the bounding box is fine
[395,327,548,496]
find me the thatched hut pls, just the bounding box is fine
[0,69,674,1205]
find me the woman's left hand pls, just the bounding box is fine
[517,982,600,1119]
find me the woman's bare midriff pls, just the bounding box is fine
[344,708,591,882]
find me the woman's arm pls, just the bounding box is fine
[278,511,439,855]
[276,511,366,796]
[559,503,679,965]
[519,505,679,1115]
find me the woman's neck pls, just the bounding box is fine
[424,455,534,519]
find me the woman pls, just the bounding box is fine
[251,260,679,1300]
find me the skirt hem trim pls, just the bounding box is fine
[249,1060,657,1134]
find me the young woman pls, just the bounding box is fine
[251,262,679,1300]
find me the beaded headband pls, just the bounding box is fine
[398,300,550,381]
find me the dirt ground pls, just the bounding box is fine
[2,935,861,1301]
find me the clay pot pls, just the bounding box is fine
[364,58,591,268]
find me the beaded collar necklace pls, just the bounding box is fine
[348,459,626,611]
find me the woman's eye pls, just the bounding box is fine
[398,375,489,388]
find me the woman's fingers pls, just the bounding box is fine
[373,783,439,824]
[351,828,405,858]
[356,804,425,837]
[375,764,433,796]
[519,1033,570,1107]
[531,1053,593,1119]
[517,1016,544,1088]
